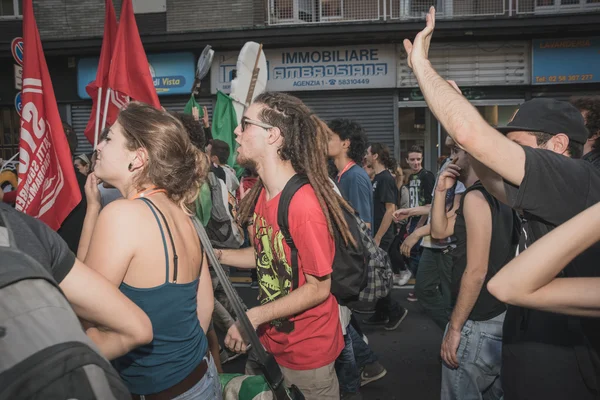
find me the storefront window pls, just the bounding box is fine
[0,108,20,161]
[398,107,427,169]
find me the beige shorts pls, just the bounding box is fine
[280,362,339,400]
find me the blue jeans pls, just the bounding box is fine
[172,356,222,400]
[336,323,378,393]
[441,312,505,400]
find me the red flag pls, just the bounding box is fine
[83,0,118,145]
[107,0,160,109]
[15,0,81,231]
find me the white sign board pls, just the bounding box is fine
[211,44,396,93]
[14,64,22,90]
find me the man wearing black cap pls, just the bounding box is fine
[403,8,600,400]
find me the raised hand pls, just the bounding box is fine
[403,6,436,70]
[436,163,461,193]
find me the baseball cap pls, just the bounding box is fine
[496,98,589,145]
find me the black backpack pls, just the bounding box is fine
[277,174,368,305]
[0,209,131,400]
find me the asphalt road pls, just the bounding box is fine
[219,285,444,400]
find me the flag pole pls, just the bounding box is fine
[100,88,112,131]
[93,87,102,149]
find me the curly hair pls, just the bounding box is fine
[237,92,357,247]
[327,119,368,165]
[117,102,208,212]
[370,143,395,170]
[571,96,600,152]
[172,112,208,150]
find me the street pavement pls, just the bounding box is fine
[220,285,444,400]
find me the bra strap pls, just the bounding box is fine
[138,197,170,283]
[140,198,179,283]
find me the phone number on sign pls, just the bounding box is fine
[535,74,594,83]
[338,78,370,85]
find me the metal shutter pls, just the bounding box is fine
[397,41,530,87]
[70,96,214,154]
[293,90,396,151]
[71,103,94,155]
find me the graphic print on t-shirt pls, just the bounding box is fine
[408,176,423,208]
[253,213,295,333]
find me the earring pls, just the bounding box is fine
[128,163,133,171]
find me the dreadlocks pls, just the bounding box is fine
[237,92,357,247]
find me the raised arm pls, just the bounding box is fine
[488,201,600,317]
[404,7,526,186]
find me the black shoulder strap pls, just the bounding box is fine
[277,174,310,290]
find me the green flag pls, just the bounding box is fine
[212,91,243,178]
[183,94,203,117]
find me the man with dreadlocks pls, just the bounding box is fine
[219,92,358,399]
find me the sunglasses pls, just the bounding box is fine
[241,117,274,132]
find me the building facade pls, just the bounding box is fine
[1,0,599,170]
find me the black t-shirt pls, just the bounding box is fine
[502,146,600,399]
[372,170,397,244]
[1,202,75,284]
[451,182,518,321]
[211,165,226,184]
[57,169,87,253]
[406,168,435,232]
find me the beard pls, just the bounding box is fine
[236,152,257,171]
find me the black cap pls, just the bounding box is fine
[497,98,589,145]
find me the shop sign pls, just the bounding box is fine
[532,37,600,84]
[77,52,195,98]
[211,44,396,93]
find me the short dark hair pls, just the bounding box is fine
[407,145,424,157]
[370,143,394,169]
[172,112,208,150]
[570,96,600,139]
[209,139,230,165]
[327,119,368,164]
[531,131,583,159]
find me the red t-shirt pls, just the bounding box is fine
[252,185,343,370]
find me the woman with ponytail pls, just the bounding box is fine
[78,102,221,399]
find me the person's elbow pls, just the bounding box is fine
[313,275,332,304]
[430,226,445,240]
[487,276,516,305]
[126,311,153,350]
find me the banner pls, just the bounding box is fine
[16,0,81,230]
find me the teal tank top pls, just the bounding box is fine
[113,197,208,395]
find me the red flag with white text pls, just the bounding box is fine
[107,0,160,109]
[83,0,118,145]
[16,0,81,230]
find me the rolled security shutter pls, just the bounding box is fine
[293,90,395,151]
[70,96,214,154]
[71,103,94,155]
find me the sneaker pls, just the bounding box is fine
[407,292,418,302]
[341,391,363,400]
[350,304,376,314]
[360,361,387,387]
[397,270,412,286]
[362,314,389,325]
[385,307,408,331]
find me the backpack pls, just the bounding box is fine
[196,171,245,249]
[0,209,131,400]
[277,174,370,305]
